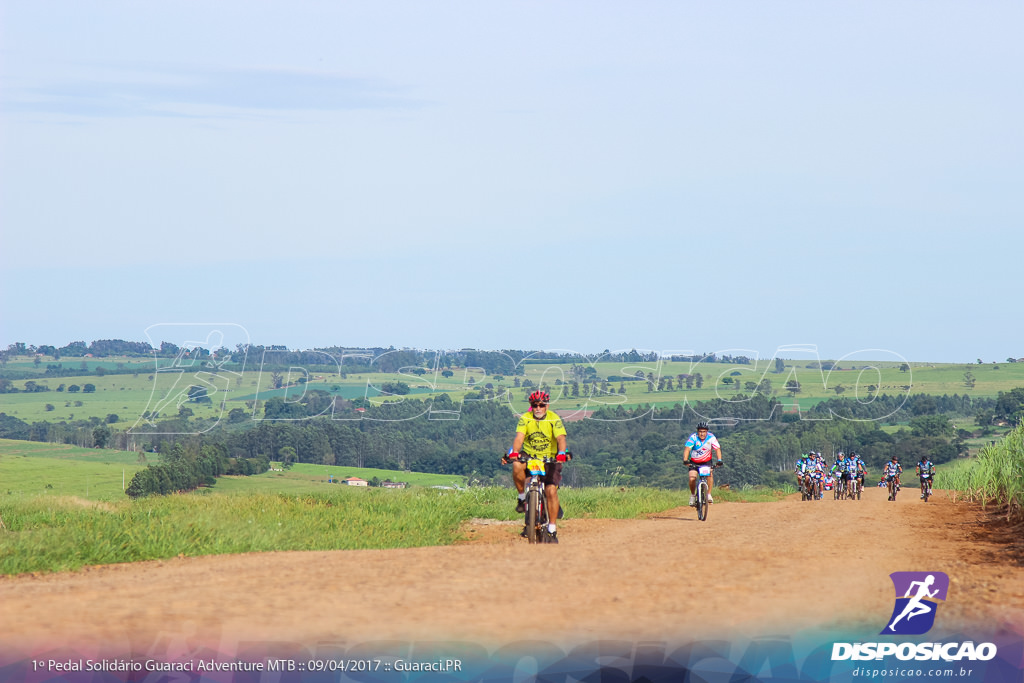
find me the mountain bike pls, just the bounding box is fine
[522,456,552,543]
[886,475,900,502]
[809,472,823,500]
[919,473,933,502]
[844,475,857,501]
[690,461,721,521]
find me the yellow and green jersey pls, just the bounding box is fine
[516,410,567,458]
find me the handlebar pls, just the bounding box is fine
[501,452,573,465]
[687,461,723,471]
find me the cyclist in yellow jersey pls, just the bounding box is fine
[501,390,572,542]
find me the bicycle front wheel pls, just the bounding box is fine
[526,489,540,543]
[697,481,709,521]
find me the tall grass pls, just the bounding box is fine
[937,423,1024,520]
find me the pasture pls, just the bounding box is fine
[2,354,1023,427]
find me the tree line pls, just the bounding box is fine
[125,443,269,498]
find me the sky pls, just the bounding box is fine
[1,1,1021,364]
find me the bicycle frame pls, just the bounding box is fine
[524,457,551,543]
[691,462,718,521]
[920,473,932,502]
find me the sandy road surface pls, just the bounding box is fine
[1,486,1022,657]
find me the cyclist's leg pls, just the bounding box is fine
[512,460,526,494]
[544,464,564,533]
[512,460,528,511]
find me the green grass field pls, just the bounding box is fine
[0,440,148,501]
[4,355,1023,427]
[0,444,699,575]
[0,438,793,575]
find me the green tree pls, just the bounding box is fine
[279,446,297,469]
[92,424,111,448]
[909,414,954,438]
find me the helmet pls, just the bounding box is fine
[696,421,710,431]
[528,390,550,406]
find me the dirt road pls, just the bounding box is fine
[1,486,1022,659]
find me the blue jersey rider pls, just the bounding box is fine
[916,457,936,498]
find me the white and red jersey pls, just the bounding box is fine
[685,431,721,464]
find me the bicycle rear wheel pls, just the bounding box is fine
[697,480,709,521]
[526,489,540,543]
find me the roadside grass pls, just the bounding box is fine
[0,485,682,575]
[0,472,793,576]
[937,423,1024,521]
[0,433,815,576]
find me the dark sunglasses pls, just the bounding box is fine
[530,402,548,408]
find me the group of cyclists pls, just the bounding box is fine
[795,450,937,502]
[795,450,868,499]
[499,391,940,544]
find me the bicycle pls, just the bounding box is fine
[503,453,560,544]
[809,473,823,501]
[523,456,553,543]
[689,461,722,521]
[844,475,857,501]
[919,473,933,502]
[886,475,900,502]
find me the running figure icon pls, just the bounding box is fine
[881,571,949,635]
[888,575,939,631]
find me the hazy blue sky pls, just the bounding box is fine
[2,2,1021,363]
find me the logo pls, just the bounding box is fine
[881,571,949,635]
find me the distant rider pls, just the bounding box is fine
[849,451,868,496]
[794,454,808,492]
[916,457,936,498]
[683,421,723,506]
[880,456,903,500]
[830,452,853,496]
[795,452,816,496]
[501,390,571,542]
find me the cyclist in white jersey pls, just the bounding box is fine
[683,421,723,506]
